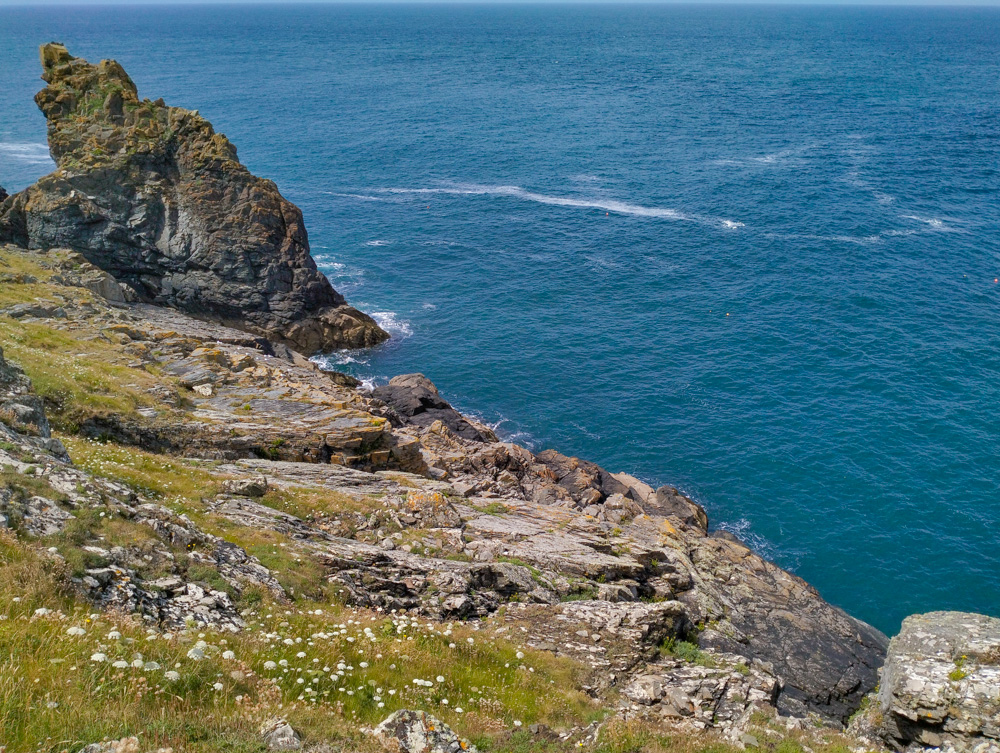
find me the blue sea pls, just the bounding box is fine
[2,3,999,635]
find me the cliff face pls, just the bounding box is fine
[0,45,908,749]
[0,44,387,354]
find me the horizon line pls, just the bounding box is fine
[2,0,1000,6]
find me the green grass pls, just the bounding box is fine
[0,531,598,752]
[659,638,716,668]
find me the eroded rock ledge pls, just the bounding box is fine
[0,43,387,354]
[0,244,888,726]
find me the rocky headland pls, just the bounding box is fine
[0,44,387,354]
[0,45,996,753]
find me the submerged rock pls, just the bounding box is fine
[877,611,1000,752]
[0,43,387,354]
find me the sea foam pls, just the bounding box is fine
[0,142,53,165]
[374,183,743,229]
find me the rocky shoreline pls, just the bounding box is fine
[1,44,997,753]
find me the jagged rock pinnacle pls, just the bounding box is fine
[0,43,388,354]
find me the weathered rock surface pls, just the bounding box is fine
[1,339,282,630]
[877,611,1000,753]
[0,243,888,722]
[0,344,67,458]
[373,709,479,753]
[0,44,387,354]
[260,718,303,750]
[622,658,780,731]
[373,373,495,442]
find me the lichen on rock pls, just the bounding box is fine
[876,611,1000,753]
[0,43,388,354]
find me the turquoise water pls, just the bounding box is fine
[2,4,999,635]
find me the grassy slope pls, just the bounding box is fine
[0,246,863,753]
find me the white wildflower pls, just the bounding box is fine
[222,650,235,660]
[66,626,86,636]
[90,653,107,663]
[164,670,180,681]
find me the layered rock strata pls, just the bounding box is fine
[876,612,1000,753]
[0,241,887,723]
[0,44,387,353]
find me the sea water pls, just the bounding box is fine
[1,3,998,634]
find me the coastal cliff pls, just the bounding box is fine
[0,45,995,753]
[0,44,387,354]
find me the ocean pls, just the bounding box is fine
[1,2,998,635]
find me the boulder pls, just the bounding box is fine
[0,44,387,354]
[373,709,478,753]
[877,611,1000,752]
[1,344,66,456]
[651,485,708,533]
[259,718,302,751]
[221,476,268,498]
[373,374,492,442]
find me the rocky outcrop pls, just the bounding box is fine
[0,247,889,722]
[373,373,495,442]
[0,185,8,203]
[876,611,1000,753]
[373,709,479,753]
[0,44,387,354]
[0,344,67,458]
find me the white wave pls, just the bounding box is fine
[0,142,53,166]
[312,255,345,270]
[311,352,370,368]
[371,311,413,338]
[324,191,393,202]
[721,220,745,229]
[714,518,779,562]
[487,421,538,450]
[376,182,743,229]
[713,145,813,169]
[767,232,883,246]
[421,302,437,310]
[901,215,945,229]
[571,422,602,441]
[364,240,391,247]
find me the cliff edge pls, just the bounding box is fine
[0,43,388,354]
